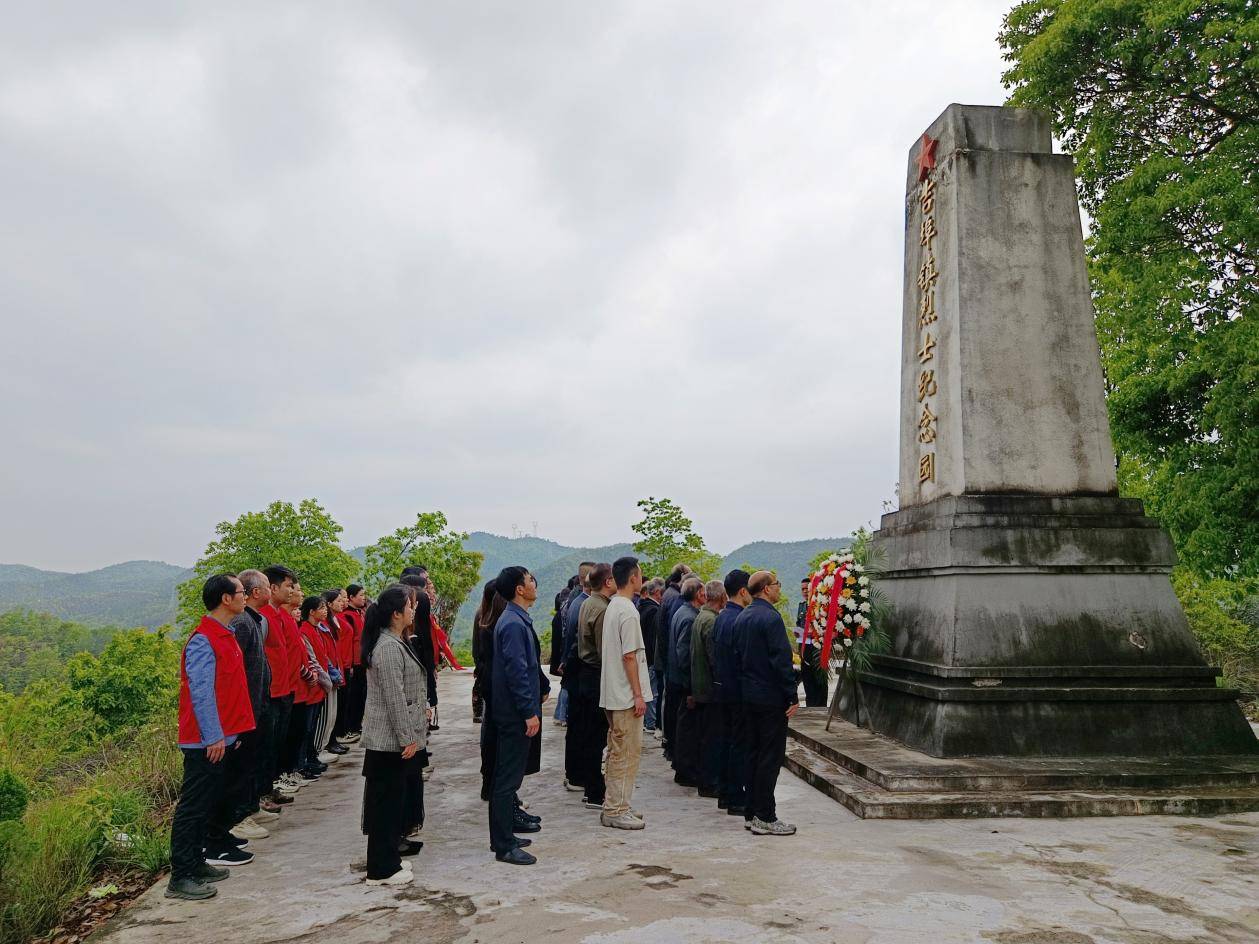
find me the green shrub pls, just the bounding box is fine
[66,629,179,733]
[0,770,27,823]
[1173,568,1259,692]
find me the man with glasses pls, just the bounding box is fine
[167,574,257,900]
[734,571,799,836]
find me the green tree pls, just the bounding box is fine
[1172,567,1259,689]
[176,499,360,628]
[631,497,722,580]
[360,511,484,631]
[999,1,1259,577]
[65,629,180,733]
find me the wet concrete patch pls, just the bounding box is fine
[623,863,693,889]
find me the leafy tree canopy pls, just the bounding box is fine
[360,511,484,630]
[65,629,180,734]
[177,499,360,628]
[1000,0,1259,576]
[631,497,723,580]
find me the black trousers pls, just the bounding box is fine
[333,679,351,738]
[801,646,828,708]
[489,720,529,855]
[284,701,309,774]
[480,711,497,801]
[571,690,606,803]
[745,703,788,823]
[362,749,405,879]
[226,727,260,823]
[347,668,367,733]
[170,747,227,880]
[673,692,701,783]
[252,706,274,801]
[699,700,726,792]
[300,700,323,771]
[720,703,749,810]
[402,754,425,835]
[662,682,683,760]
[563,681,583,787]
[265,694,291,791]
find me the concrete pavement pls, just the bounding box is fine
[95,671,1259,944]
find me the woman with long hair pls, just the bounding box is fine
[471,581,499,724]
[474,581,507,800]
[320,588,349,756]
[360,585,425,886]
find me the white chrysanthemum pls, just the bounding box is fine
[859,602,871,613]
[844,598,858,612]
[842,613,853,624]
[858,576,870,586]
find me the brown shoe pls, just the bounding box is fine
[260,797,283,813]
[269,790,294,805]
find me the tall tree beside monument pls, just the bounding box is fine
[851,104,1256,759]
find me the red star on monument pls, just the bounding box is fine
[916,133,938,181]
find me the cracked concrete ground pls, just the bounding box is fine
[95,672,1259,944]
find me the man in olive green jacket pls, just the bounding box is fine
[691,580,726,799]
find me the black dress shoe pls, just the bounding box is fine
[513,838,532,848]
[496,847,536,865]
[698,786,720,799]
[674,775,698,788]
[328,743,348,755]
[512,818,541,834]
[717,798,729,809]
[727,805,747,816]
[516,810,541,824]
[397,840,424,857]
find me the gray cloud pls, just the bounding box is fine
[0,1,1012,570]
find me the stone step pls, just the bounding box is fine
[787,710,1259,792]
[782,742,1259,819]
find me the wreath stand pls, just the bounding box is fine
[824,658,864,732]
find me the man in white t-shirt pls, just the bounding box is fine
[599,555,653,830]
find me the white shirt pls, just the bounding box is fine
[599,595,654,710]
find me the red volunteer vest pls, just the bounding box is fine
[178,615,256,744]
[298,621,327,704]
[258,603,293,698]
[342,609,365,667]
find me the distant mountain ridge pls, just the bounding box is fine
[0,560,192,628]
[0,533,853,636]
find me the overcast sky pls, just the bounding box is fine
[0,1,1013,571]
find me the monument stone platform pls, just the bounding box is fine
[786,709,1259,819]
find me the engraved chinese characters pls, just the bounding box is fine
[915,151,939,483]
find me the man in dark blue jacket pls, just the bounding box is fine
[734,571,799,836]
[489,566,547,864]
[712,569,752,816]
[559,567,591,792]
[655,563,692,761]
[668,577,705,787]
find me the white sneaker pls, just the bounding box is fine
[366,868,413,886]
[274,782,299,796]
[251,809,280,823]
[563,779,583,793]
[421,766,432,781]
[342,732,360,743]
[600,811,645,830]
[749,817,797,836]
[279,775,303,790]
[318,751,338,765]
[230,818,269,840]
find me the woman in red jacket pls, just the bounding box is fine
[321,588,351,756]
[297,596,332,777]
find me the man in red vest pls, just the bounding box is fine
[166,574,257,901]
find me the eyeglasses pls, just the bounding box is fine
[232,589,247,597]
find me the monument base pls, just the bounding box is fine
[848,494,1259,758]
[785,710,1259,819]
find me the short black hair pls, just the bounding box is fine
[723,568,751,598]
[399,573,428,590]
[346,583,364,597]
[400,565,428,577]
[203,573,239,611]
[495,566,530,600]
[612,556,640,589]
[264,564,296,587]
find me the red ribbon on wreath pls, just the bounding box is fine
[804,568,845,673]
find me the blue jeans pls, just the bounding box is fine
[645,667,661,730]
[554,686,569,724]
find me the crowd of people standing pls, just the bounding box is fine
[168,553,813,893]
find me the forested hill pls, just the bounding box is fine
[0,534,853,640]
[0,560,191,628]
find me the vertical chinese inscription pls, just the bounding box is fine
[915,134,940,484]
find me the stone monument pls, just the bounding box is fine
[850,104,1257,758]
